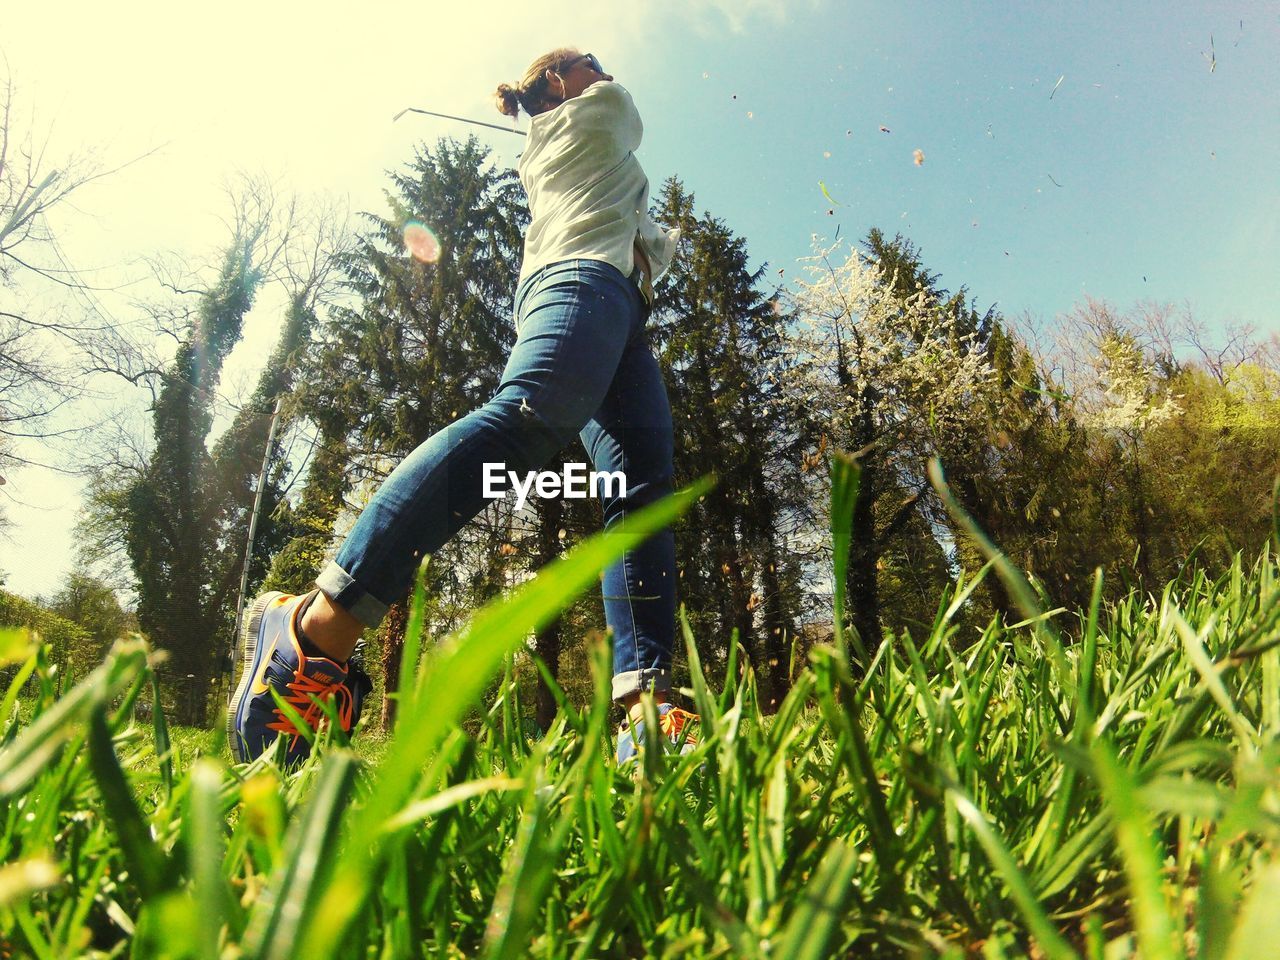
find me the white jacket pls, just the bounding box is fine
[517,80,681,289]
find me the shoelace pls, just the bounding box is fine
[266,670,354,748]
[658,707,699,746]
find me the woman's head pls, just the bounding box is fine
[494,48,612,119]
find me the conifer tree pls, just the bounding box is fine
[650,178,806,708]
[121,236,264,724]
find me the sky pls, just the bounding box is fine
[1,0,1277,601]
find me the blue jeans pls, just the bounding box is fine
[316,259,676,701]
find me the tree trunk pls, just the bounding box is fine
[534,618,562,731]
[379,601,407,731]
[845,457,882,666]
[758,541,791,712]
[1129,447,1155,586]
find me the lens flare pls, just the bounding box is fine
[402,221,441,264]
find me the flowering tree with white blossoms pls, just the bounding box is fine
[1049,299,1185,584]
[781,238,994,657]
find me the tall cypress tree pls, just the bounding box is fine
[123,237,263,724]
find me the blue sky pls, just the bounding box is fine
[632,1,1278,327]
[1,0,1276,599]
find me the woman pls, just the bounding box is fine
[229,48,697,766]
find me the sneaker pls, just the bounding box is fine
[616,703,700,765]
[227,591,354,765]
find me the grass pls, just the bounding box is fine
[0,456,1277,958]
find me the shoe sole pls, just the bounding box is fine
[226,591,287,763]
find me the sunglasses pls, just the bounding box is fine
[571,53,605,75]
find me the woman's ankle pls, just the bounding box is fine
[299,590,363,663]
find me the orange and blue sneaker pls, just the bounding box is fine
[616,702,700,766]
[227,591,354,766]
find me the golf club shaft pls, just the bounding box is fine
[393,107,527,137]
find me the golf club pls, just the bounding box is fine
[393,107,527,136]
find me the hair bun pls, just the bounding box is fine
[494,83,521,119]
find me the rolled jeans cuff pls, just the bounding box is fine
[611,668,671,703]
[316,560,389,629]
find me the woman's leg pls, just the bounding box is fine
[308,260,645,654]
[578,319,677,704]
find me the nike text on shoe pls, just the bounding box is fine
[616,703,700,766]
[227,591,354,766]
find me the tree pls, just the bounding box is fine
[43,571,132,667]
[1141,361,1280,574]
[74,181,353,723]
[1051,298,1189,590]
[0,69,152,516]
[1015,297,1279,601]
[648,178,808,709]
[123,234,265,723]
[782,236,993,661]
[858,230,1106,626]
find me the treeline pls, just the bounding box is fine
[64,136,1279,725]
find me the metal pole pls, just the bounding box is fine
[228,395,284,705]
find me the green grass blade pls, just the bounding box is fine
[396,557,430,722]
[1271,474,1279,551]
[151,667,174,801]
[946,783,1077,960]
[87,704,171,900]
[480,769,571,959]
[1170,606,1257,753]
[0,653,37,744]
[829,450,869,666]
[928,458,1075,706]
[244,750,358,960]
[1080,567,1104,728]
[0,641,147,797]
[382,776,524,832]
[1089,740,1179,960]
[1197,846,1240,960]
[186,759,232,960]
[776,838,860,960]
[1224,861,1280,960]
[680,603,719,740]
